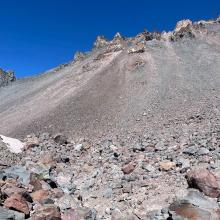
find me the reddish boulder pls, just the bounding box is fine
[186,169,220,198]
[4,193,30,214]
[31,189,50,202]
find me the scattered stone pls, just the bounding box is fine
[183,146,197,156]
[176,157,190,173]
[142,163,155,172]
[122,163,135,174]
[25,136,39,150]
[155,141,165,151]
[31,190,50,202]
[197,147,209,156]
[75,207,97,220]
[4,193,30,215]
[159,161,176,171]
[53,134,68,145]
[74,143,84,152]
[31,204,61,220]
[0,206,25,220]
[55,172,75,194]
[61,209,82,220]
[54,194,78,210]
[4,165,30,185]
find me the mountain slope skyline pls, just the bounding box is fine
[0,0,219,78]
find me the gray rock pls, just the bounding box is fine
[55,172,75,194]
[4,165,30,185]
[155,141,165,151]
[53,134,68,145]
[76,207,97,220]
[176,157,190,173]
[74,143,83,152]
[142,163,155,172]
[83,178,95,190]
[169,189,220,220]
[0,206,25,220]
[183,146,197,156]
[103,187,113,198]
[184,189,219,210]
[30,163,50,179]
[197,147,209,156]
[54,194,78,210]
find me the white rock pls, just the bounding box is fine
[0,135,24,153]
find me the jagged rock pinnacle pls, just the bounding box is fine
[0,68,16,87]
[93,35,109,49]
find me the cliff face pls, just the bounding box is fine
[0,17,220,140]
[0,69,15,87]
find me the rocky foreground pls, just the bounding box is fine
[0,103,220,219]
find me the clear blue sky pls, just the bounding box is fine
[0,0,219,78]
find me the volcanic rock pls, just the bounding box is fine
[4,193,30,215]
[186,169,220,198]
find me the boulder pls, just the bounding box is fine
[169,189,220,220]
[31,205,61,220]
[0,206,25,220]
[31,190,50,202]
[4,193,30,215]
[4,165,30,186]
[186,169,220,198]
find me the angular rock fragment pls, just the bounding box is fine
[0,206,25,220]
[4,193,30,215]
[31,205,61,220]
[122,163,135,174]
[186,169,220,198]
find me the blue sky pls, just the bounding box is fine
[0,0,219,78]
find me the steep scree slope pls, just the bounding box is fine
[0,18,220,140]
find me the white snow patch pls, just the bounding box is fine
[0,135,24,153]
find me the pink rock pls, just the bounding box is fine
[4,193,30,215]
[186,169,220,198]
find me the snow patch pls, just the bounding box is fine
[0,135,24,153]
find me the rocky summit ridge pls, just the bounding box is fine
[0,17,220,220]
[0,68,15,87]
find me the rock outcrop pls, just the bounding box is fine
[0,68,15,87]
